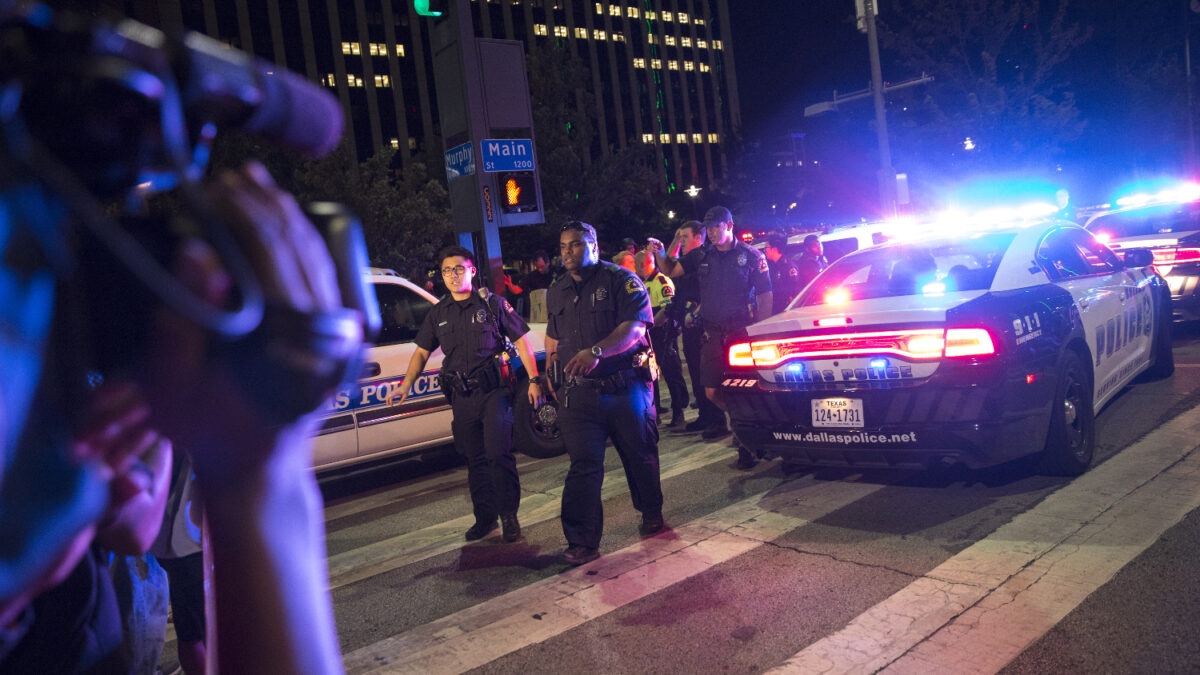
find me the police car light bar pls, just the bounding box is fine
[727,327,995,368]
[1114,181,1200,208]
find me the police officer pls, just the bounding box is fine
[546,221,664,566]
[649,206,773,469]
[764,234,803,313]
[665,220,723,434]
[635,249,688,428]
[795,234,829,289]
[397,246,543,543]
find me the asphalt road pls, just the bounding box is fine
[155,324,1200,674]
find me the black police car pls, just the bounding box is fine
[721,216,1173,475]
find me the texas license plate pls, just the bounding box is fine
[811,398,864,428]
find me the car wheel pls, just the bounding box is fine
[513,379,566,459]
[1143,286,1175,379]
[1037,350,1095,476]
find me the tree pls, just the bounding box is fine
[878,0,1092,189]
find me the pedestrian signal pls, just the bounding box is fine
[499,172,538,214]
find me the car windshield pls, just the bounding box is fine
[1087,203,1200,239]
[797,232,1016,306]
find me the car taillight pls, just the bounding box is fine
[1152,247,1200,265]
[726,327,996,368]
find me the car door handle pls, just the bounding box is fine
[361,362,381,378]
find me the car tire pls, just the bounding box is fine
[1037,350,1095,476]
[1143,286,1175,379]
[513,379,566,459]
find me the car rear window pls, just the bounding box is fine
[1087,203,1200,239]
[798,232,1016,306]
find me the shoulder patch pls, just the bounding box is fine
[662,283,674,297]
[758,256,769,273]
[624,277,642,296]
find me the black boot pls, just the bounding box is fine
[501,513,522,542]
[465,518,499,541]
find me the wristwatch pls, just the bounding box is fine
[590,345,604,359]
[528,375,543,385]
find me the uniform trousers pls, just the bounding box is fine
[650,326,689,415]
[451,386,520,522]
[558,379,663,549]
[682,324,722,426]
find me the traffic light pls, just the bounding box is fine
[499,172,538,214]
[414,0,444,17]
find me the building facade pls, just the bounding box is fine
[121,0,740,192]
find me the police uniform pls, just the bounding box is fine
[643,270,689,420]
[415,290,529,526]
[769,254,802,314]
[547,260,662,550]
[679,240,772,387]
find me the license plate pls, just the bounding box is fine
[811,398,864,428]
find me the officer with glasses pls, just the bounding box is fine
[544,222,664,566]
[396,246,543,543]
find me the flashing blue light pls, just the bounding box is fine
[869,359,888,369]
[787,364,804,372]
[1112,181,1200,208]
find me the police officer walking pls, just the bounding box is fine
[649,206,773,469]
[397,246,543,543]
[546,221,664,566]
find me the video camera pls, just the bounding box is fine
[0,2,380,598]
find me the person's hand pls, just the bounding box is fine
[527,381,544,407]
[141,161,351,490]
[563,349,600,377]
[389,381,413,406]
[645,237,664,254]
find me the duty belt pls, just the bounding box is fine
[565,368,635,395]
[440,359,506,397]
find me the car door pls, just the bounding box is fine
[1035,228,1132,407]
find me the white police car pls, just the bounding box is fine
[722,212,1173,475]
[313,269,560,473]
[1082,181,1200,321]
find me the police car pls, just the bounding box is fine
[721,211,1174,475]
[1082,181,1200,321]
[313,269,560,473]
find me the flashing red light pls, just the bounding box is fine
[815,317,851,327]
[1026,373,1038,384]
[1152,247,1200,266]
[740,232,754,243]
[727,327,996,368]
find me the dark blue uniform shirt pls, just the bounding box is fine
[415,291,529,374]
[680,241,772,329]
[546,261,653,378]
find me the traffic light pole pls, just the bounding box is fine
[864,0,895,218]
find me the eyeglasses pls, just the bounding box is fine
[441,265,470,277]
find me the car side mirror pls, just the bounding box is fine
[1122,248,1154,268]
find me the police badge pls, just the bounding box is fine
[737,252,747,267]
[474,309,489,324]
[595,287,609,302]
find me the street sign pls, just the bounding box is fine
[480,138,534,172]
[444,142,475,181]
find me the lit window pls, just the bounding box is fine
[697,39,708,49]
[352,43,361,55]
[595,2,602,13]
[660,133,670,143]
[709,133,719,143]
[609,4,621,16]
[668,60,678,70]
[678,13,689,23]
[642,133,654,143]
[626,7,638,18]
[554,26,567,37]
[575,27,587,38]
[370,43,380,55]
[700,62,710,72]
[692,133,702,143]
[341,42,352,54]
[648,34,659,44]
[396,44,406,56]
[651,58,662,69]
[677,133,686,143]
[665,35,676,46]
[535,24,547,35]
[713,40,723,50]
[375,74,390,87]
[633,57,645,68]
[352,75,363,87]
[326,73,335,86]
[593,29,606,40]
[662,11,673,21]
[684,61,694,71]
[390,138,399,149]
[612,32,625,42]
[694,18,704,26]
[681,37,692,47]
[645,10,655,20]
